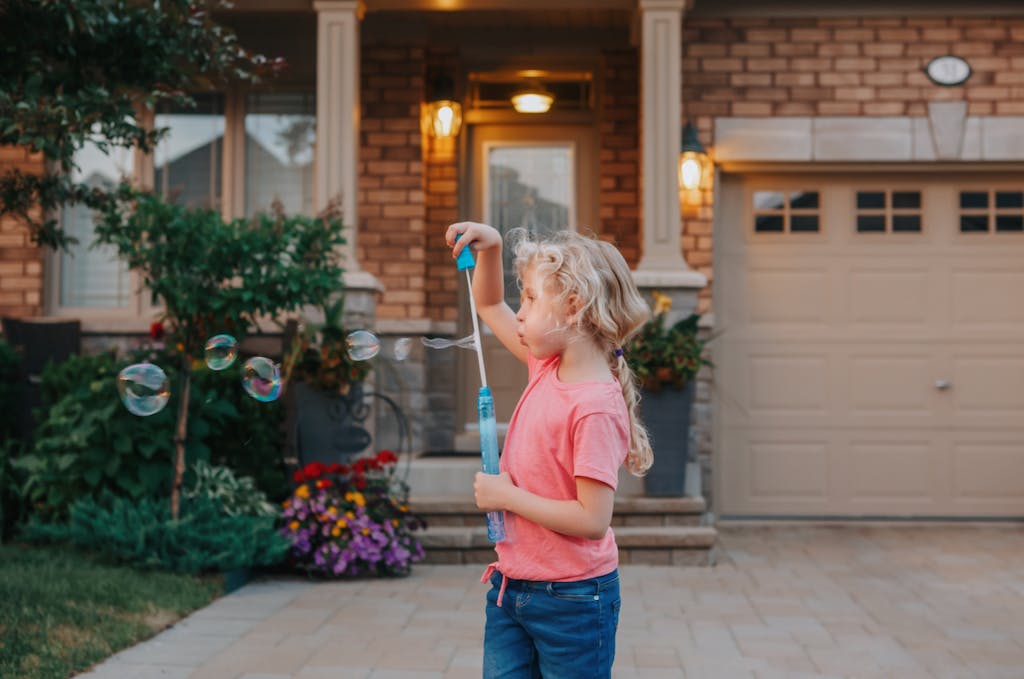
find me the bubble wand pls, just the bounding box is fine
[456,236,506,543]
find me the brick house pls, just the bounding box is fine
[2,0,1022,520]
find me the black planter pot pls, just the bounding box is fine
[293,382,372,465]
[638,381,695,497]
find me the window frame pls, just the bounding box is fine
[45,86,314,329]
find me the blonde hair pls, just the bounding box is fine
[511,229,654,476]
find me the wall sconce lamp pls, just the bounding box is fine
[510,83,554,114]
[422,73,463,139]
[679,122,711,192]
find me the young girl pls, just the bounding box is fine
[445,221,653,679]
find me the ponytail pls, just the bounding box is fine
[612,353,653,476]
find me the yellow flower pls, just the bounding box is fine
[327,506,338,517]
[361,528,370,536]
[652,290,672,316]
[344,491,366,507]
[391,519,399,527]
[295,484,309,499]
[336,519,347,528]
[331,526,341,537]
[282,499,291,508]
[346,511,355,519]
[289,520,300,530]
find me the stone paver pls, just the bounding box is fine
[75,524,1024,679]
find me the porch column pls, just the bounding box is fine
[314,0,363,272]
[636,0,705,307]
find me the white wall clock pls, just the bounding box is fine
[924,55,972,87]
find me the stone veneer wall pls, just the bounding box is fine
[0,147,45,320]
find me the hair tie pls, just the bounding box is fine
[613,347,624,358]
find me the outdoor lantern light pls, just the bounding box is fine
[510,83,554,114]
[422,74,463,139]
[679,122,710,191]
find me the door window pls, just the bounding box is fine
[485,144,574,305]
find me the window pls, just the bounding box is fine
[959,190,1024,233]
[57,137,133,309]
[855,190,922,233]
[487,143,573,305]
[244,92,316,217]
[154,94,225,209]
[52,91,318,319]
[753,191,820,233]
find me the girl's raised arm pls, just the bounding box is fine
[446,222,528,364]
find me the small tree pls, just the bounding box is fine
[0,0,282,248]
[95,191,349,518]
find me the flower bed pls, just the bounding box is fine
[279,451,425,577]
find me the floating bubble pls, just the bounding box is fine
[117,363,171,417]
[204,334,238,371]
[421,334,478,351]
[393,337,413,361]
[346,330,380,361]
[241,356,282,402]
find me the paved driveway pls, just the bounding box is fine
[76,524,1024,679]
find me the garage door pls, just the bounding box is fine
[715,173,1024,517]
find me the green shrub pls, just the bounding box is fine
[190,359,288,502]
[185,460,277,518]
[16,349,241,520]
[22,493,288,574]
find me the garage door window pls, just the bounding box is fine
[855,190,922,233]
[960,190,1024,233]
[753,190,819,233]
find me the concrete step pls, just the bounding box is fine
[418,525,718,567]
[403,455,664,498]
[410,495,707,528]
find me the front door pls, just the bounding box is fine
[455,124,596,449]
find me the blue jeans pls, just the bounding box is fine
[483,569,621,679]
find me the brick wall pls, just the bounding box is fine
[0,146,45,320]
[598,50,641,268]
[683,16,1024,125]
[359,44,427,321]
[423,51,461,324]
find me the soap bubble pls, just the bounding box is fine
[204,334,238,371]
[117,363,171,416]
[346,330,380,361]
[393,337,413,361]
[421,334,478,351]
[241,357,282,402]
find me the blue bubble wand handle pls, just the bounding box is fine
[477,386,506,542]
[456,235,506,543]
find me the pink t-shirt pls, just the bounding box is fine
[493,353,629,582]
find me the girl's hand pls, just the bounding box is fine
[474,471,514,512]
[446,221,502,261]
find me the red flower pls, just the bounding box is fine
[327,463,342,474]
[303,462,325,479]
[292,470,305,483]
[355,478,367,490]
[377,450,398,465]
[339,464,350,475]
[316,479,333,489]
[149,322,165,341]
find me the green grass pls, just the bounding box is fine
[0,543,223,679]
